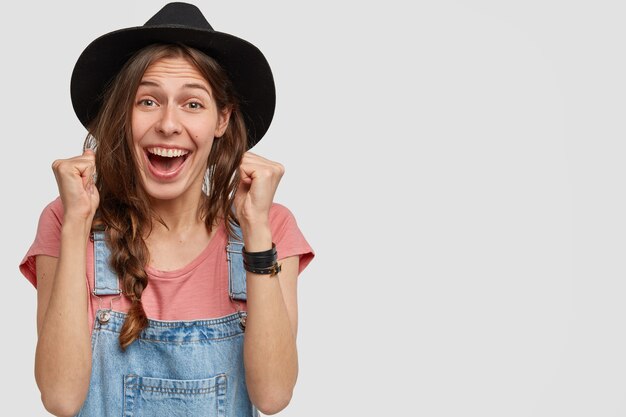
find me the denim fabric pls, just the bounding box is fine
[92,232,122,296]
[226,221,247,301]
[77,226,257,417]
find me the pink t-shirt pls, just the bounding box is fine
[20,197,314,332]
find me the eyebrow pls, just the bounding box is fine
[138,80,211,96]
[183,83,211,96]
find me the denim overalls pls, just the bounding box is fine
[76,223,258,417]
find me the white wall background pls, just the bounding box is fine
[2,0,625,415]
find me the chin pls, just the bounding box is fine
[142,181,193,201]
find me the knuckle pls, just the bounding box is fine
[51,159,67,172]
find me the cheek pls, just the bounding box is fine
[129,121,146,162]
[188,113,219,136]
[130,114,140,145]
[130,109,153,143]
[194,136,216,158]
[190,126,217,147]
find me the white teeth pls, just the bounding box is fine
[147,147,190,158]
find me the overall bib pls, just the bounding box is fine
[76,223,258,417]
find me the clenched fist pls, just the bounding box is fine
[51,149,100,226]
[233,151,284,228]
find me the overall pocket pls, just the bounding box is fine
[123,373,226,417]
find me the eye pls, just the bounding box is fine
[186,101,204,110]
[138,99,156,107]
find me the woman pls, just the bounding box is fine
[19,3,314,416]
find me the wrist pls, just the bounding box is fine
[240,222,272,252]
[238,214,269,229]
[63,208,95,223]
[61,218,92,241]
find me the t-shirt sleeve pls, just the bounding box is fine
[19,197,64,288]
[269,203,315,275]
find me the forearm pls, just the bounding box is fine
[35,221,92,415]
[244,272,298,412]
[242,225,298,415]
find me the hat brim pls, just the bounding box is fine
[70,25,276,148]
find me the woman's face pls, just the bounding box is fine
[130,56,230,203]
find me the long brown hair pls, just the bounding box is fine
[85,44,247,350]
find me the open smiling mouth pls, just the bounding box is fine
[146,147,191,175]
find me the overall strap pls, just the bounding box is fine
[226,221,247,301]
[92,231,122,296]
[93,225,246,300]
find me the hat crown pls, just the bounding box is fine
[144,2,213,31]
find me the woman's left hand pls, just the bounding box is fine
[233,151,285,228]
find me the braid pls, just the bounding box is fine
[105,206,150,350]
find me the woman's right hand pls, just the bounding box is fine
[51,149,100,226]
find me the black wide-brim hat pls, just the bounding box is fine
[71,2,275,149]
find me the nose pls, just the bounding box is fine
[155,105,182,136]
